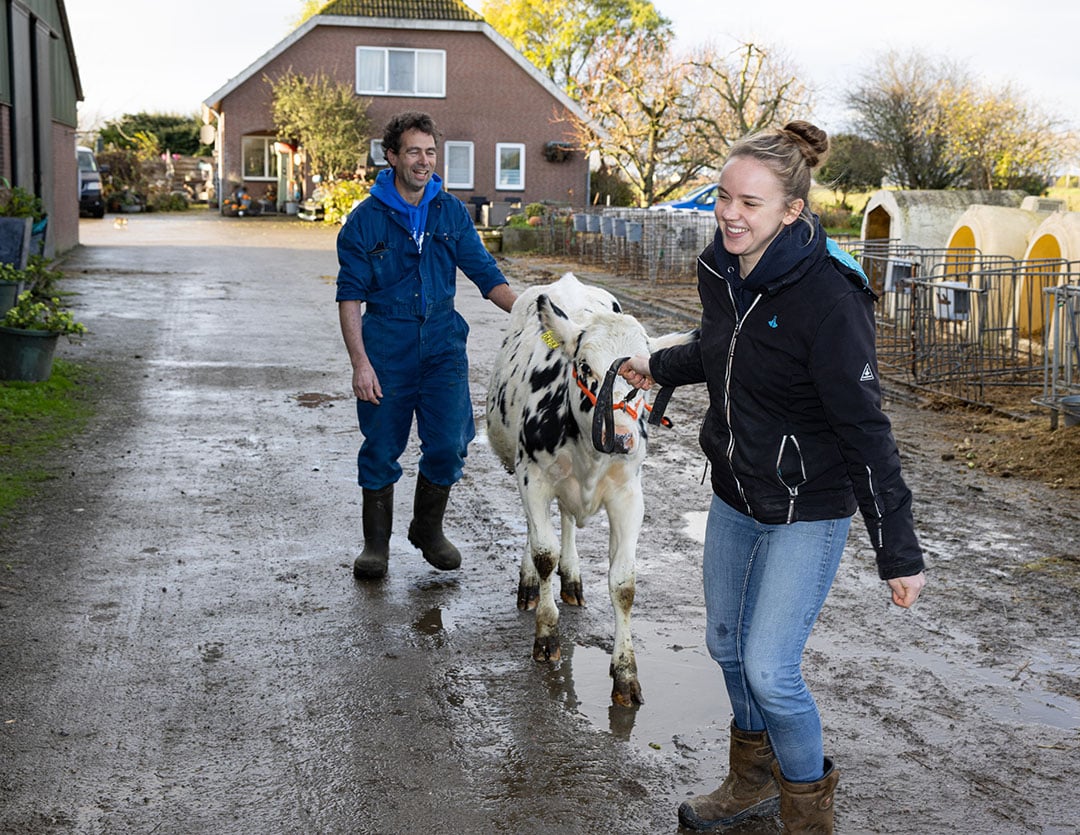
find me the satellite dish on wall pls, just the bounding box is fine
[199,124,216,145]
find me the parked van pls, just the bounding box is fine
[77,145,105,218]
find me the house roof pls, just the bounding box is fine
[316,0,483,21]
[202,5,588,123]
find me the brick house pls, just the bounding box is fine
[202,0,591,216]
[0,0,82,254]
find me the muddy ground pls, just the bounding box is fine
[1,213,1077,834]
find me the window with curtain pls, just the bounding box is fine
[242,137,278,180]
[355,47,446,97]
[444,142,474,189]
[496,143,525,190]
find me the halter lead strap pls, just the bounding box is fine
[579,357,676,454]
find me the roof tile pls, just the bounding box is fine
[316,0,484,21]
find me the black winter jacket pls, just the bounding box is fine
[650,220,925,580]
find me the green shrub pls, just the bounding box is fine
[815,203,861,233]
[149,191,190,212]
[0,179,46,222]
[524,202,546,218]
[2,291,86,336]
[0,256,63,298]
[321,180,371,224]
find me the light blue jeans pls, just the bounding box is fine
[703,494,850,783]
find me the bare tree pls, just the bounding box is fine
[847,50,1069,192]
[939,81,1063,192]
[845,50,966,189]
[565,33,690,206]
[564,38,811,207]
[682,42,813,164]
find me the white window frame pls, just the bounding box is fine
[241,136,278,181]
[355,47,446,97]
[444,141,474,190]
[496,142,525,191]
[370,140,387,167]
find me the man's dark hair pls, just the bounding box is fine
[382,112,441,155]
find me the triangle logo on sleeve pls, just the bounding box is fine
[860,363,875,382]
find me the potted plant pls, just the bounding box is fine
[0,262,22,317]
[0,255,59,316]
[0,286,85,382]
[0,178,48,255]
[118,188,144,213]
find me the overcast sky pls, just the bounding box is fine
[66,0,1079,137]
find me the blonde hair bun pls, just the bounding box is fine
[782,121,828,169]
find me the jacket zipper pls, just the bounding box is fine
[776,435,807,523]
[864,464,883,549]
[724,288,761,517]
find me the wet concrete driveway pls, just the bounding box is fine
[2,212,1078,834]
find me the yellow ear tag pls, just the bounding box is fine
[540,329,561,349]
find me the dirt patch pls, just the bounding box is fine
[930,402,1080,490]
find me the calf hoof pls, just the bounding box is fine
[611,678,644,707]
[532,635,561,662]
[559,576,586,607]
[517,582,539,611]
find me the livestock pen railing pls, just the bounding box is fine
[538,208,717,282]
[1033,284,1080,428]
[534,212,1080,418]
[757,237,1080,417]
[842,241,1080,414]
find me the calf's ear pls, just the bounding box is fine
[649,327,700,352]
[537,294,582,356]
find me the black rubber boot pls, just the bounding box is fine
[407,473,461,570]
[353,484,393,580]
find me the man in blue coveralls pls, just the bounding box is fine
[337,112,517,580]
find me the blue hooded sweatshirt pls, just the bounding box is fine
[368,167,441,253]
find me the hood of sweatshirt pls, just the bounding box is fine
[712,216,825,314]
[369,167,443,251]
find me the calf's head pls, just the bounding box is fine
[536,294,656,455]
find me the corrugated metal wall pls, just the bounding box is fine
[0,7,10,107]
[18,0,80,126]
[1,0,82,251]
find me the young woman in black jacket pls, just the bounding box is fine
[620,121,926,833]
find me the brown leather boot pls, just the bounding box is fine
[678,724,780,830]
[353,484,393,580]
[774,757,839,834]
[407,473,461,570]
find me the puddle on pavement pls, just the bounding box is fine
[564,616,1078,759]
[557,619,731,753]
[413,605,454,638]
[295,391,348,408]
[810,634,1080,731]
[683,510,708,544]
[681,507,1079,731]
[402,592,731,753]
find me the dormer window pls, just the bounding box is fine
[356,47,446,97]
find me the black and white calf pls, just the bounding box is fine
[486,273,697,706]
